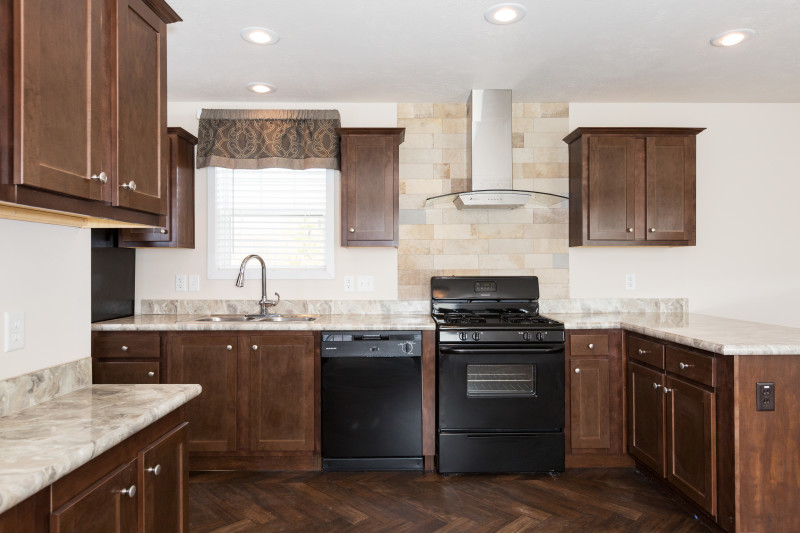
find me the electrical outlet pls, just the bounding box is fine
[357,275,374,292]
[4,311,25,352]
[189,275,200,292]
[343,276,355,292]
[175,274,187,292]
[756,382,775,411]
[625,274,636,290]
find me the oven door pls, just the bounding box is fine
[438,342,564,431]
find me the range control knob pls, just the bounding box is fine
[522,332,532,341]
[458,332,468,341]
[472,331,481,341]
[536,331,545,341]
[401,342,414,354]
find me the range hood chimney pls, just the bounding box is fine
[424,89,567,210]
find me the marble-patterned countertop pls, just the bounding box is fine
[0,384,201,515]
[92,312,800,356]
[547,312,800,355]
[91,313,437,331]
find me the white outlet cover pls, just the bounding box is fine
[357,275,374,292]
[625,274,636,290]
[4,311,25,352]
[343,275,355,292]
[175,274,187,292]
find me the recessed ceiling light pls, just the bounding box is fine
[710,28,755,47]
[240,27,280,45]
[484,3,527,25]
[246,83,275,94]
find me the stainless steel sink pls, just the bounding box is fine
[188,314,317,323]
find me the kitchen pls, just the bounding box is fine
[2,0,800,531]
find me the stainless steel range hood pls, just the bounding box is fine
[424,89,567,209]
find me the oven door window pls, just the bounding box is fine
[466,364,536,397]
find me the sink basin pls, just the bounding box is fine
[188,314,318,323]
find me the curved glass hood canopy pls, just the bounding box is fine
[424,89,568,210]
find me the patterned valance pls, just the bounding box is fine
[196,109,341,170]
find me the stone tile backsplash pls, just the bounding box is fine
[396,102,570,300]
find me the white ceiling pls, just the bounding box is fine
[165,0,800,103]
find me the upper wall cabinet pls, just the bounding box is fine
[119,127,198,248]
[564,128,704,247]
[0,0,180,227]
[338,128,405,247]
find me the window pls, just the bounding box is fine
[208,167,335,280]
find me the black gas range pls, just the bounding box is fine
[432,276,565,474]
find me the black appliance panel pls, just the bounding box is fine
[437,432,564,474]
[431,276,539,301]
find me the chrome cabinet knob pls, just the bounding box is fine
[118,485,136,498]
[652,382,661,390]
[638,348,649,355]
[226,345,233,351]
[649,227,656,233]
[160,229,168,234]
[627,228,633,233]
[146,464,162,476]
[574,368,581,374]
[147,371,155,377]
[348,228,355,233]
[121,180,137,191]
[663,387,673,394]
[252,345,258,351]
[90,171,108,184]
[588,343,594,349]
[121,345,128,352]
[679,362,693,370]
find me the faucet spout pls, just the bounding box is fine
[235,254,280,315]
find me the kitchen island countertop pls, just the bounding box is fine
[0,384,201,515]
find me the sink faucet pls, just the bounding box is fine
[235,254,280,316]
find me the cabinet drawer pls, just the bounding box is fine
[93,361,159,384]
[628,336,665,368]
[93,334,160,358]
[570,334,609,356]
[666,347,715,387]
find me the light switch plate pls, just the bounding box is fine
[357,275,374,292]
[189,275,200,292]
[4,311,25,352]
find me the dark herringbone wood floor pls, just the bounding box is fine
[189,468,712,532]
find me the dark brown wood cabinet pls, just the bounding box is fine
[0,0,180,227]
[565,330,630,467]
[564,127,704,247]
[139,423,189,532]
[119,128,198,248]
[169,334,239,452]
[92,332,162,385]
[627,360,666,475]
[338,128,404,247]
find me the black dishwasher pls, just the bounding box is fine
[321,330,423,471]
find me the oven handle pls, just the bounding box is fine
[439,345,563,355]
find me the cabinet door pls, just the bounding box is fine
[139,423,188,533]
[93,361,159,384]
[115,0,168,215]
[169,335,238,451]
[570,358,610,449]
[665,375,716,515]
[340,131,400,246]
[248,334,316,452]
[627,362,666,476]
[51,460,138,533]
[18,0,110,201]
[587,136,636,241]
[645,136,695,242]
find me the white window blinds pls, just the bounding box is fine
[208,167,334,279]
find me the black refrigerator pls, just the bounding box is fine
[91,229,135,323]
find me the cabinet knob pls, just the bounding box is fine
[252,345,258,351]
[90,171,108,184]
[587,343,594,349]
[627,227,633,233]
[226,345,233,351]
[348,228,355,233]
[679,362,693,370]
[118,485,137,498]
[121,180,137,191]
[160,229,168,234]
[146,464,162,476]
[638,348,649,355]
[663,387,673,394]
[649,227,656,233]
[121,345,128,352]
[574,368,581,374]
[147,371,155,377]
[652,382,661,390]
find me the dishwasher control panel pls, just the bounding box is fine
[321,330,422,357]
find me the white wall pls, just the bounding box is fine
[135,102,400,308]
[569,104,800,328]
[0,219,90,379]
